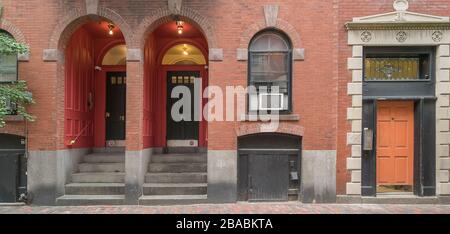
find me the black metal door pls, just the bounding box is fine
[166,71,200,141]
[106,72,126,140]
[248,153,289,201]
[0,134,26,203]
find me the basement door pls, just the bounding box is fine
[106,72,126,141]
[0,134,26,203]
[166,71,200,145]
[248,153,289,201]
[376,101,414,191]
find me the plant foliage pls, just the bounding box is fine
[0,31,34,128]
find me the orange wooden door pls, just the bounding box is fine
[376,101,414,186]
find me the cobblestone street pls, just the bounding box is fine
[1,203,450,214]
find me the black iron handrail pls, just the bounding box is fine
[68,123,90,146]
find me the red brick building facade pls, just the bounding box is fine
[0,0,449,205]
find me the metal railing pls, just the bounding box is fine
[67,123,90,146]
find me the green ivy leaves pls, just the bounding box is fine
[0,32,33,128]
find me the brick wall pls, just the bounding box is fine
[1,0,449,194]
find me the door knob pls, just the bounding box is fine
[105,112,110,118]
[120,115,125,121]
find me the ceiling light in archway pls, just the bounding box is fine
[108,23,115,36]
[176,21,184,35]
[182,45,189,55]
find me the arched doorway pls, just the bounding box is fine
[138,20,209,205]
[96,43,127,148]
[143,21,209,149]
[161,43,207,148]
[64,19,127,149]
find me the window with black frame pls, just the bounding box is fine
[0,30,19,115]
[248,30,292,113]
[0,30,18,83]
[364,53,431,81]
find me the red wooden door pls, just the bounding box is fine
[377,101,414,186]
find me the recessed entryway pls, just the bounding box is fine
[360,46,437,197]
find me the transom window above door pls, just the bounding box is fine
[102,44,127,66]
[162,44,206,65]
[364,48,432,81]
[248,30,292,113]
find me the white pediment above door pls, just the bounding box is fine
[353,11,449,24]
[346,0,450,31]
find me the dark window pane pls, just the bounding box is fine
[250,33,289,52]
[0,54,18,82]
[250,53,288,82]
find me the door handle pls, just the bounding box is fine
[105,112,110,118]
[120,115,125,121]
[363,128,374,151]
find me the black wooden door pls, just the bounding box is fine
[248,153,289,201]
[166,71,200,141]
[106,72,126,141]
[0,134,26,203]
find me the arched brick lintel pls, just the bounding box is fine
[0,129,26,138]
[134,6,217,49]
[48,7,133,51]
[0,19,28,45]
[236,122,305,138]
[239,19,302,49]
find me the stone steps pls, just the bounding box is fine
[145,172,207,183]
[57,152,126,206]
[148,163,207,173]
[143,150,208,203]
[72,172,125,183]
[139,195,208,206]
[83,153,125,163]
[143,183,207,195]
[93,147,125,153]
[165,147,205,154]
[78,163,125,173]
[56,195,125,206]
[65,183,125,195]
[151,154,207,163]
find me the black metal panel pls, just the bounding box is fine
[361,100,377,196]
[421,99,436,196]
[248,153,289,201]
[363,82,435,98]
[237,154,249,201]
[0,152,19,203]
[413,100,422,196]
[0,134,26,203]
